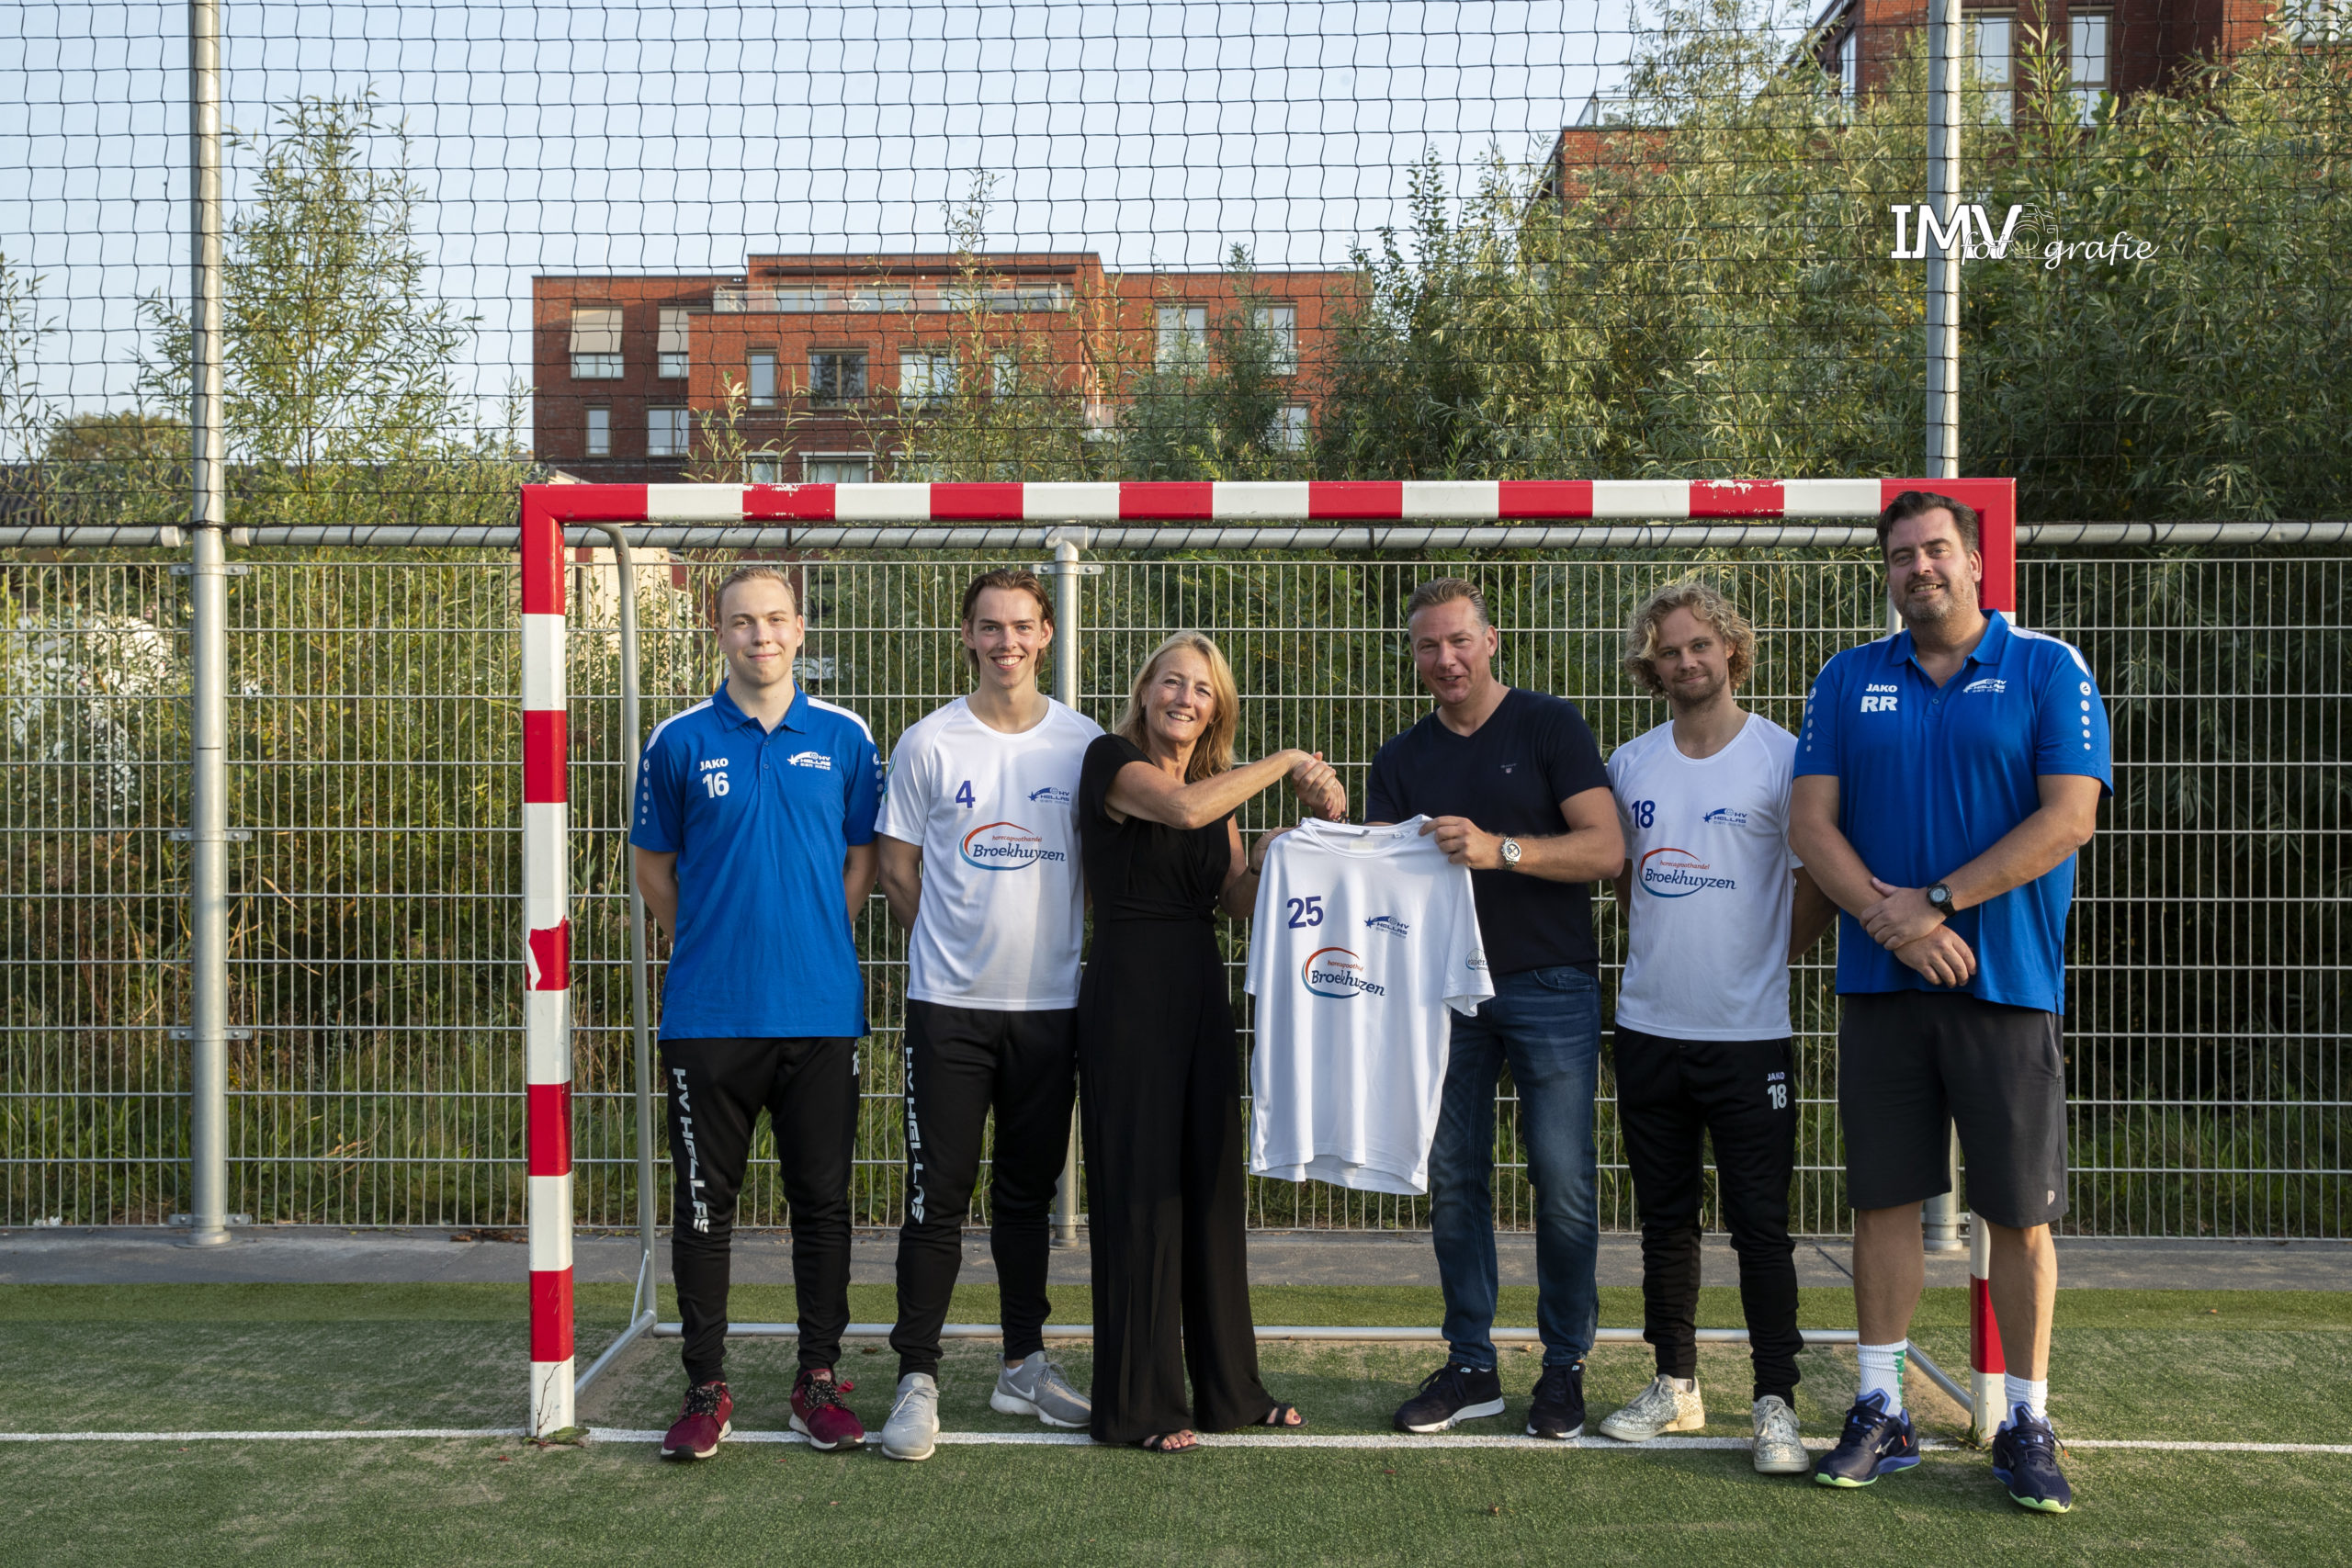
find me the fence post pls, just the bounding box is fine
[1048,525,1086,1248]
[1918,0,1968,1258]
[180,0,233,1248]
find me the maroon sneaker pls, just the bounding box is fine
[790,1369,865,1450]
[660,1380,732,1461]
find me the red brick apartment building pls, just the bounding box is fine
[533,254,1355,483]
[1542,0,2285,200]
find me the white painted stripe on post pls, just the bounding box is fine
[647,484,748,522]
[1781,478,1883,516]
[1212,482,1311,521]
[1590,479,1690,519]
[1023,482,1122,521]
[523,803,567,931]
[1401,479,1500,520]
[531,1357,574,1436]
[521,615,565,713]
[526,991,570,1085]
[528,1177,573,1271]
[833,483,936,521]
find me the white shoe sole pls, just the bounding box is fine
[880,1433,936,1462]
[788,1415,862,1450]
[1598,1410,1706,1442]
[660,1418,730,1460]
[1525,1421,1585,1439]
[1753,1450,1811,1475]
[990,1389,1088,1428]
[1402,1396,1507,1434]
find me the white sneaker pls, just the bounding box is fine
[879,1372,939,1461]
[1752,1393,1808,1473]
[990,1351,1090,1429]
[1597,1374,1707,1441]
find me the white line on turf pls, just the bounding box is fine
[1,1429,2346,1455]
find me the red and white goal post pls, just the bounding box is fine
[517,475,2017,1437]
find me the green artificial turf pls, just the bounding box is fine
[4,1284,2347,1566]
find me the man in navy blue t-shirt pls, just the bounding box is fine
[1791,491,2109,1513]
[630,564,883,1461]
[1364,578,1624,1441]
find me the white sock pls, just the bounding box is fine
[2004,1373,2049,1424]
[1670,1376,1696,1393]
[1857,1341,1906,1414]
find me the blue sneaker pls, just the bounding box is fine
[1991,1405,2074,1513]
[1812,1390,1921,1487]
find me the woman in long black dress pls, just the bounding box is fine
[1076,630,1345,1451]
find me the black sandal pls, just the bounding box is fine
[1137,1430,1202,1453]
[1259,1404,1305,1428]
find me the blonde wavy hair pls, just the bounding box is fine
[1116,631,1239,783]
[1623,580,1756,697]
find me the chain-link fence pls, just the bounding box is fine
[4,543,2341,1236]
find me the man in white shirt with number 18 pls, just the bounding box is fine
[1600,581,1836,1475]
[873,569,1103,1461]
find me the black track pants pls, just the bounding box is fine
[662,1035,859,1385]
[1612,1025,1802,1404]
[890,1001,1078,1379]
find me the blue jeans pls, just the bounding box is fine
[1429,964,1602,1371]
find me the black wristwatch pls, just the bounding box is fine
[1926,881,1955,914]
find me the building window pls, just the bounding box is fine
[2071,11,2111,123]
[1834,28,1857,99]
[748,453,784,484]
[1156,305,1207,367]
[805,453,871,484]
[2290,0,2348,42]
[809,350,867,404]
[899,349,955,405]
[658,308,689,378]
[747,350,777,409]
[648,406,689,458]
[584,405,611,457]
[1971,14,2014,125]
[1272,404,1310,452]
[569,305,622,378]
[1255,304,1298,375]
[992,351,1017,394]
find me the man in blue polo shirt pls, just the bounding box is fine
[1790,491,2110,1514]
[631,564,883,1461]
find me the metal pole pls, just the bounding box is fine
[1926,0,1962,479]
[181,0,232,1248]
[1049,526,1084,1248]
[1919,0,1966,1257]
[571,525,660,1396]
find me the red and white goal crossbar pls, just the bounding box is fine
[514,475,2014,1434]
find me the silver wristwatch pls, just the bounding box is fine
[1499,837,1523,870]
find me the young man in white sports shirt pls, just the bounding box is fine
[1597,581,1836,1475]
[872,569,1103,1461]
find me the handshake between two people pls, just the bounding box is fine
[1277,750,1347,823]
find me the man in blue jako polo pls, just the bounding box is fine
[631,563,883,1461]
[1790,491,2110,1513]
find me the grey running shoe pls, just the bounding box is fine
[1598,1374,1707,1441]
[1752,1394,1809,1473]
[880,1372,939,1462]
[990,1351,1090,1429]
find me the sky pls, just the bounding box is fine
[0,0,1659,420]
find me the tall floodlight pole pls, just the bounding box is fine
[182,0,233,1247]
[1921,0,1966,1255]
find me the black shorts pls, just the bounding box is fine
[1837,990,2067,1229]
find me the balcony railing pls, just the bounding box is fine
[713,283,1074,315]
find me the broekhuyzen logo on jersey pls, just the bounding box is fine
[959,820,1068,869]
[1302,945,1385,999]
[1639,847,1738,897]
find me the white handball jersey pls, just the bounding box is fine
[1245,817,1493,1195]
[876,696,1102,1010]
[1607,713,1803,1041]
